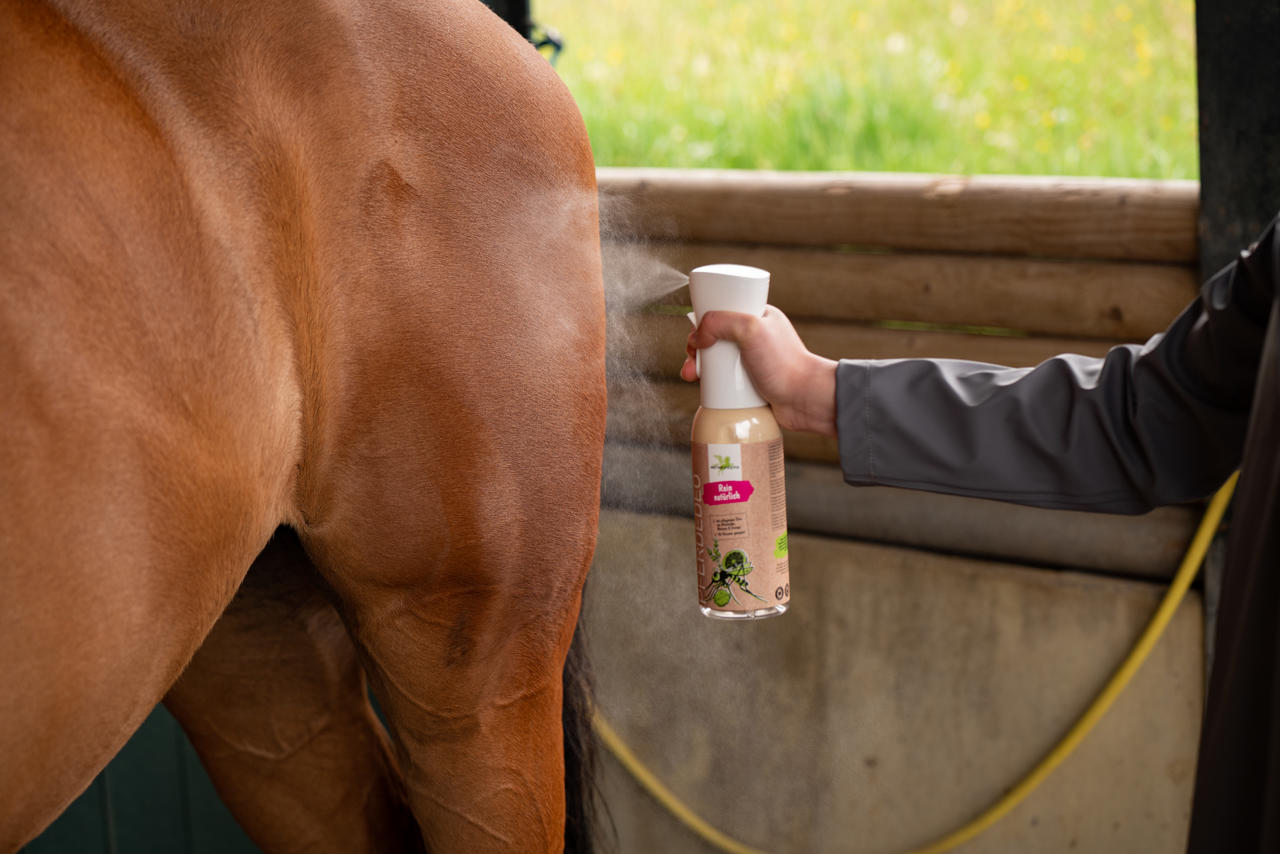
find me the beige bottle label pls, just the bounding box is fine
[692,438,790,611]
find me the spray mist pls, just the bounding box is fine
[688,264,790,619]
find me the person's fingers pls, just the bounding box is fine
[683,307,790,383]
[683,331,700,382]
[690,310,760,349]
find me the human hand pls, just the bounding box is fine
[681,306,837,438]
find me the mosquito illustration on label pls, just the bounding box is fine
[702,539,766,608]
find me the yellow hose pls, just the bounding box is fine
[592,711,770,854]
[594,471,1239,854]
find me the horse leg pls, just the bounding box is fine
[306,521,598,853]
[294,157,607,852]
[0,389,290,851]
[0,467,283,850]
[165,528,424,853]
[296,326,607,851]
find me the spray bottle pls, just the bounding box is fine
[688,264,789,619]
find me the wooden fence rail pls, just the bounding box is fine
[598,167,1200,261]
[641,242,1198,342]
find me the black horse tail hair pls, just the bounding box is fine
[563,601,611,853]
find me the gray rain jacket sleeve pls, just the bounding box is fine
[835,216,1278,514]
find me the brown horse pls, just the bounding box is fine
[0,0,605,850]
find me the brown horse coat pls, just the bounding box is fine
[0,0,606,850]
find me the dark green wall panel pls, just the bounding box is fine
[23,706,260,854]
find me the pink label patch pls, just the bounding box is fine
[702,480,754,505]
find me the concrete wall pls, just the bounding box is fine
[586,509,1203,854]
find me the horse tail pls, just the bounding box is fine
[563,606,606,852]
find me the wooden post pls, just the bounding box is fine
[1194,0,1280,684]
[1195,1,1280,279]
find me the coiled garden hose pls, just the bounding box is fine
[593,471,1239,854]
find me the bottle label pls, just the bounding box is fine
[692,439,789,611]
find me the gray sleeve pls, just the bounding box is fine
[836,216,1278,514]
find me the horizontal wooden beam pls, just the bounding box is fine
[610,315,1122,388]
[601,443,1198,579]
[625,241,1197,342]
[598,167,1199,263]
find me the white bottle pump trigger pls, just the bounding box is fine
[687,264,770,410]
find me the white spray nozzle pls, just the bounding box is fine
[688,264,770,409]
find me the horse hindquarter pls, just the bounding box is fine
[273,3,607,850]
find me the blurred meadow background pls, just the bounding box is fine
[539,0,1197,178]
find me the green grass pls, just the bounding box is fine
[538,0,1198,178]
